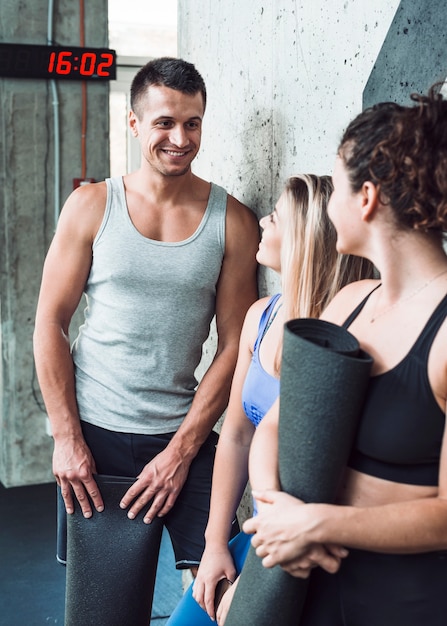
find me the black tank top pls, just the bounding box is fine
[343,288,447,486]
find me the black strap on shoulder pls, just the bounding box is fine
[409,292,447,361]
[342,284,381,329]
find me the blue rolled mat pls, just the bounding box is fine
[225,319,373,626]
[64,474,163,626]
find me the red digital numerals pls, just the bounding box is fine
[47,50,114,77]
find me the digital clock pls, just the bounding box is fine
[0,42,116,80]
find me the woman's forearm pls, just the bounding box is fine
[205,430,252,547]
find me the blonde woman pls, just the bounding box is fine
[167,174,373,625]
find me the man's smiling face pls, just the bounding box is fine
[129,84,204,177]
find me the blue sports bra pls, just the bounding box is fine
[343,287,447,486]
[242,295,281,427]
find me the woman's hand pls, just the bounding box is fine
[277,542,348,578]
[192,545,236,621]
[243,490,348,575]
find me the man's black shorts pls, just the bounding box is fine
[57,422,230,569]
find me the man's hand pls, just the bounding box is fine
[119,445,190,523]
[53,437,103,518]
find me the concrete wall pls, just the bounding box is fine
[0,0,110,486]
[178,0,447,519]
[179,0,447,296]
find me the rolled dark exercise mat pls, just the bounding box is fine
[65,474,164,626]
[56,485,68,565]
[225,318,373,626]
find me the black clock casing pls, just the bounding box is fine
[0,42,116,80]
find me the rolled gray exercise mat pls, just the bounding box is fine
[65,474,164,626]
[225,318,373,626]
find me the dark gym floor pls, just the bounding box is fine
[0,481,183,626]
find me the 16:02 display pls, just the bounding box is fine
[47,50,114,77]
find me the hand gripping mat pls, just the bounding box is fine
[65,474,163,626]
[225,318,373,626]
[166,531,252,626]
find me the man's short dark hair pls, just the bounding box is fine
[130,57,207,117]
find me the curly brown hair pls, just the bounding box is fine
[338,84,447,234]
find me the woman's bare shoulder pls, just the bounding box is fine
[241,295,279,345]
[242,295,275,327]
[320,279,380,325]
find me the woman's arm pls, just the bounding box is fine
[245,488,447,574]
[248,398,280,499]
[244,408,447,573]
[33,183,107,518]
[247,397,349,577]
[192,299,269,619]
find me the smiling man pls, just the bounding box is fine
[33,57,259,616]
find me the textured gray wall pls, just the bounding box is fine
[364,0,447,108]
[0,0,110,486]
[178,1,399,298]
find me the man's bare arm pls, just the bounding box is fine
[33,183,107,517]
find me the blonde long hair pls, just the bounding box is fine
[276,174,373,370]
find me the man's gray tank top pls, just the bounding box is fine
[72,176,227,434]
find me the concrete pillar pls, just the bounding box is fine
[0,0,110,486]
